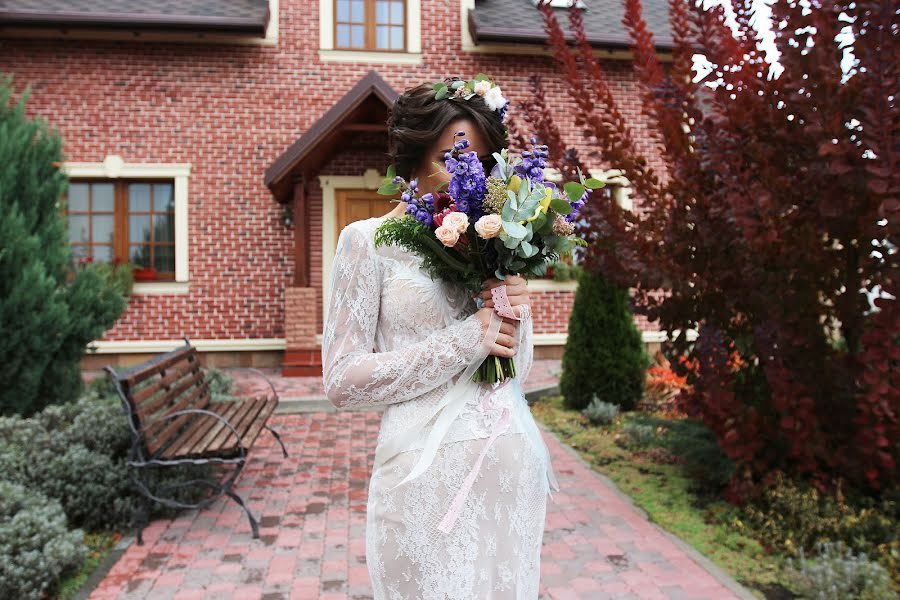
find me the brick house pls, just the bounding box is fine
[0,0,670,376]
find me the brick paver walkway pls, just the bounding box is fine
[86,387,752,599]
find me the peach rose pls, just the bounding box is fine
[442,211,469,234]
[435,224,461,247]
[474,214,503,239]
[474,80,492,96]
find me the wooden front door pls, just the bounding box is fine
[335,189,396,240]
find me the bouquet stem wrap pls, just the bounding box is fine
[472,284,522,384]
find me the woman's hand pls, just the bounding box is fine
[474,308,519,358]
[477,274,531,315]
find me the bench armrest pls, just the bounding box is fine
[222,367,279,402]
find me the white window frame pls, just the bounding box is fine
[319,0,423,64]
[62,155,191,295]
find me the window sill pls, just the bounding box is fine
[318,49,423,65]
[526,279,578,292]
[132,281,191,295]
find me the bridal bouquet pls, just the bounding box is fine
[375,133,601,383]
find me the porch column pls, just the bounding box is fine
[282,175,322,376]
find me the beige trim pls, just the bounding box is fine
[528,279,578,291]
[131,281,191,295]
[320,171,387,315]
[62,156,191,286]
[535,330,698,346]
[320,0,421,54]
[86,338,287,354]
[0,0,279,46]
[318,49,423,64]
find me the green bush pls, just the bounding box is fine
[0,481,85,600]
[739,471,899,589]
[0,397,134,530]
[205,366,235,398]
[560,268,649,411]
[785,539,897,600]
[656,416,737,492]
[621,422,656,448]
[581,394,620,426]
[0,391,213,532]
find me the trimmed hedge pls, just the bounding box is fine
[0,481,85,600]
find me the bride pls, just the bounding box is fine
[321,76,560,599]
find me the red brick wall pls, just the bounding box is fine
[0,0,666,344]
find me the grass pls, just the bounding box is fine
[56,530,122,600]
[532,394,798,600]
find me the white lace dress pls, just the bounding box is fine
[322,216,560,600]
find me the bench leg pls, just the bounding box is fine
[265,424,289,458]
[133,493,151,546]
[222,487,260,539]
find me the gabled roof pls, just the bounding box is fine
[468,0,674,50]
[0,0,270,35]
[265,70,399,203]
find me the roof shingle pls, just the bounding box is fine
[0,0,269,34]
[469,0,673,50]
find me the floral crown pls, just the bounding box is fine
[432,74,510,122]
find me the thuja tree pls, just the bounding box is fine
[0,75,130,416]
[560,267,649,412]
[528,0,897,501]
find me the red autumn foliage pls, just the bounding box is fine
[529,0,898,502]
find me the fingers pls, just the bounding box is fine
[491,333,517,358]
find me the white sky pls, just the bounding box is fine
[692,0,858,82]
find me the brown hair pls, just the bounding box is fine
[387,77,509,180]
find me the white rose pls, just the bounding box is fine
[435,224,461,247]
[473,80,492,96]
[474,214,503,239]
[484,86,507,111]
[443,211,469,234]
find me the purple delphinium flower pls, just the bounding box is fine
[565,189,590,223]
[445,132,487,221]
[515,137,549,184]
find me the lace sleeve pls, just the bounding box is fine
[322,223,490,410]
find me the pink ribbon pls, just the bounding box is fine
[491,284,523,320]
[436,379,513,534]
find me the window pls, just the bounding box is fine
[334,0,405,51]
[66,180,176,281]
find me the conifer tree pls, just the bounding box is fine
[0,75,130,416]
[560,267,649,411]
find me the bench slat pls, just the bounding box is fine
[204,399,260,455]
[165,399,245,459]
[239,397,278,452]
[132,358,200,410]
[136,370,206,426]
[118,344,195,387]
[145,380,211,456]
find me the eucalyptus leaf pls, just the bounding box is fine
[435,87,449,100]
[550,198,573,215]
[585,177,605,189]
[564,181,585,203]
[475,73,490,81]
[450,80,466,89]
[432,83,447,92]
[387,163,396,179]
[503,220,527,238]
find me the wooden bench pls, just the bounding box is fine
[104,337,288,544]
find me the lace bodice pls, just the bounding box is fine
[321,216,536,449]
